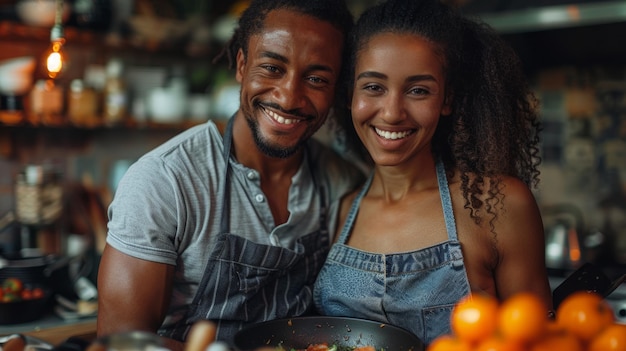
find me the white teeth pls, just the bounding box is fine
[374,127,412,140]
[267,109,300,125]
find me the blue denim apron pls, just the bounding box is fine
[170,118,330,344]
[313,159,471,345]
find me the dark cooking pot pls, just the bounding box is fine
[233,316,424,351]
[0,253,58,324]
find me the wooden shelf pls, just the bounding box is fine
[0,20,217,60]
[0,21,99,45]
[1,118,206,131]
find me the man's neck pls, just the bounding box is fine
[230,114,304,181]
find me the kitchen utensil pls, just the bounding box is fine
[0,253,55,283]
[552,262,626,310]
[543,204,586,273]
[91,331,167,351]
[0,253,57,324]
[0,288,53,325]
[0,334,53,351]
[233,316,424,351]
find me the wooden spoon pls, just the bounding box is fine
[185,320,217,351]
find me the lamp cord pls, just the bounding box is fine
[54,0,63,26]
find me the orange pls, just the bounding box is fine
[544,319,564,334]
[475,335,525,351]
[588,323,626,351]
[451,293,499,344]
[497,292,549,344]
[427,335,473,351]
[529,331,584,351]
[556,291,615,342]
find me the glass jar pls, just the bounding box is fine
[29,79,64,126]
[91,331,169,351]
[0,94,25,125]
[68,79,99,127]
[103,58,127,125]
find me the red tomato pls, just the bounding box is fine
[2,277,24,293]
[2,292,19,302]
[32,287,45,299]
[306,344,330,351]
[21,288,33,300]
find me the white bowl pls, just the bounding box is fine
[16,0,71,27]
[0,56,36,74]
[147,88,187,123]
[0,57,36,95]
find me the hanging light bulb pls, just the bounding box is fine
[43,0,67,79]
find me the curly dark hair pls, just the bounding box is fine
[343,0,542,228]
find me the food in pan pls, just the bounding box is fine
[277,343,377,351]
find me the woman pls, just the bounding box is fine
[313,0,552,345]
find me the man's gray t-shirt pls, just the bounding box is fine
[106,120,363,332]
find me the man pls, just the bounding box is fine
[96,1,362,350]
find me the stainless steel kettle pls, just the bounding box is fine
[543,204,586,272]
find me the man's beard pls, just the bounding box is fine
[245,115,304,159]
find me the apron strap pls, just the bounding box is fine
[220,116,235,234]
[436,158,458,241]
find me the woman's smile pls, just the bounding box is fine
[351,32,449,166]
[373,126,415,140]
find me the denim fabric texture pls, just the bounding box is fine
[313,159,471,345]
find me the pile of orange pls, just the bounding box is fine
[427,291,626,351]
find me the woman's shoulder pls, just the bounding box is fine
[448,171,541,235]
[497,175,538,207]
[450,170,536,202]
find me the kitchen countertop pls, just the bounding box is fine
[0,314,96,346]
[1,269,621,346]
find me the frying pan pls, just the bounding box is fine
[233,316,424,351]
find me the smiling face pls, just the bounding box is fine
[351,32,451,167]
[235,9,344,159]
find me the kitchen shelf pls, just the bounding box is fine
[0,119,205,131]
[476,1,626,34]
[0,21,98,45]
[0,120,211,160]
[0,20,218,61]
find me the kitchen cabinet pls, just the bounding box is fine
[464,1,626,73]
[476,1,626,33]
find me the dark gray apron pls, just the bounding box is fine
[170,117,330,344]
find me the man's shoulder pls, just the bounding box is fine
[142,121,222,160]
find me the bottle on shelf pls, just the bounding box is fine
[0,94,25,125]
[28,79,64,126]
[68,79,99,127]
[103,58,127,126]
